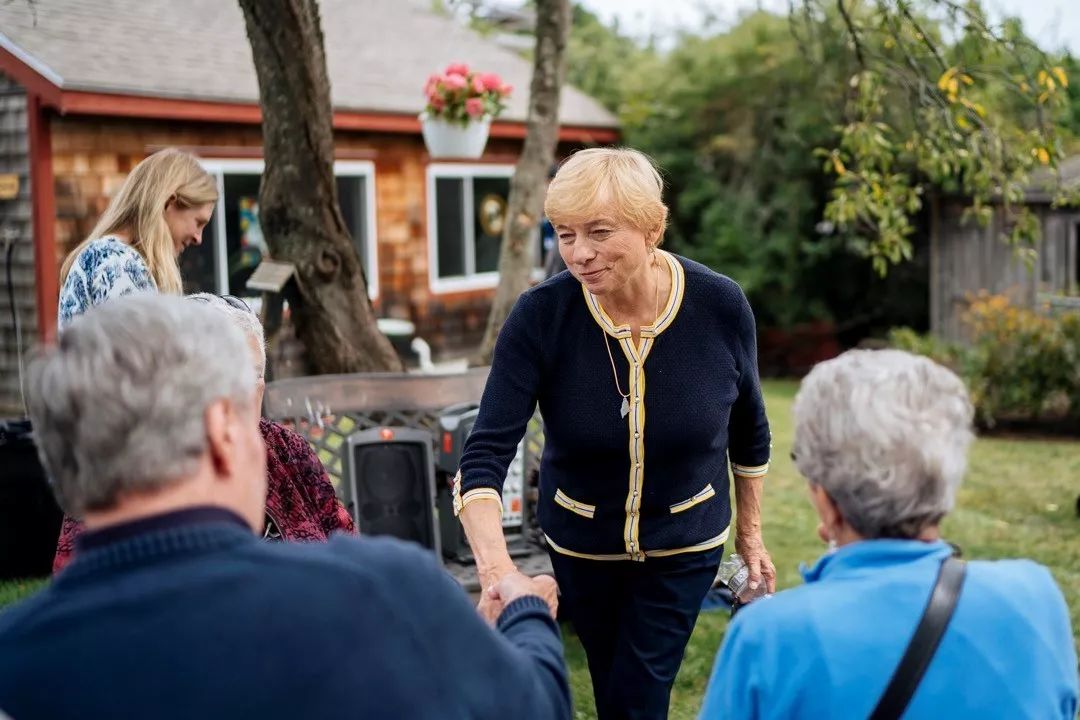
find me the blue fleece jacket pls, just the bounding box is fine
[702,540,1078,719]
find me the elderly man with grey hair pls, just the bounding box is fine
[0,294,570,720]
[701,349,1077,719]
[51,293,355,571]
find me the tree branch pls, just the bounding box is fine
[836,0,866,68]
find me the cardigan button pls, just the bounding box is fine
[634,432,640,439]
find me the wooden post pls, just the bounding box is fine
[27,93,57,343]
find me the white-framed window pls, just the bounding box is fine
[426,163,547,293]
[181,159,379,299]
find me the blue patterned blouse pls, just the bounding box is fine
[57,237,157,331]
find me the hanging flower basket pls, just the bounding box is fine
[420,114,492,159]
[420,63,512,159]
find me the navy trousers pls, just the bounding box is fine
[549,546,722,720]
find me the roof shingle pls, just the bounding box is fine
[0,0,617,128]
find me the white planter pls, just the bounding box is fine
[420,114,492,159]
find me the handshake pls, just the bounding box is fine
[478,570,560,625]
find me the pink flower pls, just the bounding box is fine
[465,97,485,118]
[442,73,467,91]
[498,83,513,96]
[445,63,470,77]
[472,76,485,94]
[478,73,503,92]
[423,73,440,96]
[430,96,446,111]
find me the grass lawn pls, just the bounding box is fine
[1,380,1077,719]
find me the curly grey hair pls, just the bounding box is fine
[26,294,256,516]
[186,293,265,379]
[791,349,974,539]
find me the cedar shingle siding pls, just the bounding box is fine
[0,73,33,415]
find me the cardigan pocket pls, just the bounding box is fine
[554,489,596,519]
[669,484,717,514]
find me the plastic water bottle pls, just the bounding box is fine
[715,553,770,604]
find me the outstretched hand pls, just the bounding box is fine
[478,572,559,625]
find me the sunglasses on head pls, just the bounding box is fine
[189,294,254,314]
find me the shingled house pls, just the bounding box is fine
[929,158,1080,342]
[0,0,618,412]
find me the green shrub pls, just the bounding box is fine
[888,294,1080,426]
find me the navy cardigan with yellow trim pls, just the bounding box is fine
[456,252,771,562]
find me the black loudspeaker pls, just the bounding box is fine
[434,405,529,562]
[344,427,440,555]
[0,420,63,580]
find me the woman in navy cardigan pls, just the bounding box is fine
[455,148,774,719]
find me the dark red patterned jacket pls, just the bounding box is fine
[53,418,355,573]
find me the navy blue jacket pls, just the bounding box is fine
[0,510,570,719]
[456,251,771,561]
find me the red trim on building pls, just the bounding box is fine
[27,94,58,342]
[60,91,262,123]
[0,44,61,107]
[57,91,620,144]
[143,145,379,161]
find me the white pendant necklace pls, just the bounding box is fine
[602,255,662,419]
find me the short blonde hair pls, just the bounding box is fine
[60,148,218,294]
[545,148,669,244]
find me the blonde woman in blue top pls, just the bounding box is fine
[57,148,217,330]
[455,148,775,719]
[702,349,1078,719]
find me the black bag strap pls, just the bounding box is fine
[869,555,967,720]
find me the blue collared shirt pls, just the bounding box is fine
[701,539,1078,719]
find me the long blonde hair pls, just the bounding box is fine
[60,148,219,294]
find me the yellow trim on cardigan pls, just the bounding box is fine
[645,528,730,558]
[640,251,685,339]
[616,335,649,561]
[580,251,687,563]
[731,462,770,479]
[451,472,504,517]
[669,484,717,514]
[544,535,634,561]
[554,489,596,519]
[580,250,686,345]
[545,526,730,562]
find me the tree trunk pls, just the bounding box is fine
[238,0,401,374]
[472,0,571,366]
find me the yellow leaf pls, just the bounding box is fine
[1037,147,1050,165]
[957,115,971,130]
[1020,81,1030,93]
[937,67,957,92]
[832,155,847,175]
[961,73,974,86]
[1038,69,1049,86]
[1052,66,1068,88]
[960,99,986,118]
